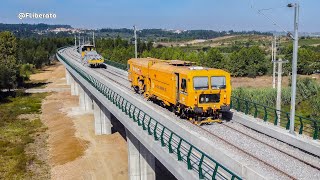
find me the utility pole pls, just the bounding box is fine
[92,32,95,47]
[78,34,81,46]
[275,58,288,125]
[74,34,77,47]
[288,3,299,135]
[272,37,276,88]
[133,25,138,59]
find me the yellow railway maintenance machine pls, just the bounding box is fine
[79,44,104,68]
[128,58,232,125]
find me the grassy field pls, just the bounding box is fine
[0,92,48,179]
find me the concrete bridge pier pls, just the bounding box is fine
[84,92,93,111]
[78,85,93,112]
[70,76,76,95]
[93,101,113,135]
[74,82,79,96]
[126,129,155,180]
[70,75,79,96]
[65,68,71,85]
[79,87,86,110]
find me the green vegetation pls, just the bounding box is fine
[0,31,73,92]
[0,23,72,38]
[233,77,320,120]
[0,92,48,179]
[98,37,270,77]
[99,28,271,41]
[282,44,320,75]
[0,31,17,90]
[232,78,320,138]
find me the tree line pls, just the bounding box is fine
[97,37,320,77]
[99,28,271,41]
[0,31,73,90]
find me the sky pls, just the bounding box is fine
[0,0,319,32]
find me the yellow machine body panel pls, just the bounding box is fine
[88,59,104,65]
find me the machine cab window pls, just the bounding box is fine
[181,78,187,92]
[193,77,208,90]
[211,76,226,89]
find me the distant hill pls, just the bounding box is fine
[0,23,273,39]
[0,23,71,31]
[0,23,73,38]
[99,28,272,41]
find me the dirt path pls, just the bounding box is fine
[33,62,128,180]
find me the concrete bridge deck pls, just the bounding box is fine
[57,46,320,180]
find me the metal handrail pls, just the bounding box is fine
[57,48,242,180]
[104,59,127,70]
[231,96,319,140]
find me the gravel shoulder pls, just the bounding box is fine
[36,62,128,180]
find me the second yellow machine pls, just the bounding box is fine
[128,58,232,125]
[78,44,104,68]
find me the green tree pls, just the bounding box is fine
[205,48,224,68]
[34,46,49,68]
[228,46,266,77]
[0,31,17,90]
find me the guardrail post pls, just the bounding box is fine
[313,121,319,140]
[254,103,258,118]
[274,110,278,125]
[122,101,128,112]
[236,98,240,111]
[148,118,152,135]
[168,133,174,153]
[187,146,193,170]
[128,104,132,117]
[198,154,205,179]
[299,117,303,134]
[132,107,137,122]
[160,127,166,147]
[137,110,142,126]
[245,100,249,114]
[153,122,159,141]
[212,165,219,180]
[263,107,268,122]
[177,139,183,161]
[286,113,290,130]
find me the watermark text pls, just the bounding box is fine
[18,13,57,20]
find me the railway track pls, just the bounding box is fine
[60,47,320,179]
[221,123,320,171]
[63,48,131,91]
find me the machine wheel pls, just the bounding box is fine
[221,111,233,121]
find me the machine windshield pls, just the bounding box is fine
[193,77,209,90]
[211,76,226,89]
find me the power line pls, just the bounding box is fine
[249,0,294,38]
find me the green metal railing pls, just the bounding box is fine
[104,60,128,70]
[57,48,242,180]
[231,96,320,140]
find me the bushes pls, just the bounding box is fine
[233,77,320,120]
[0,93,47,179]
[0,31,73,91]
[232,87,291,107]
[0,31,17,90]
[227,46,268,77]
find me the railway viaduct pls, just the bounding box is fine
[57,46,320,180]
